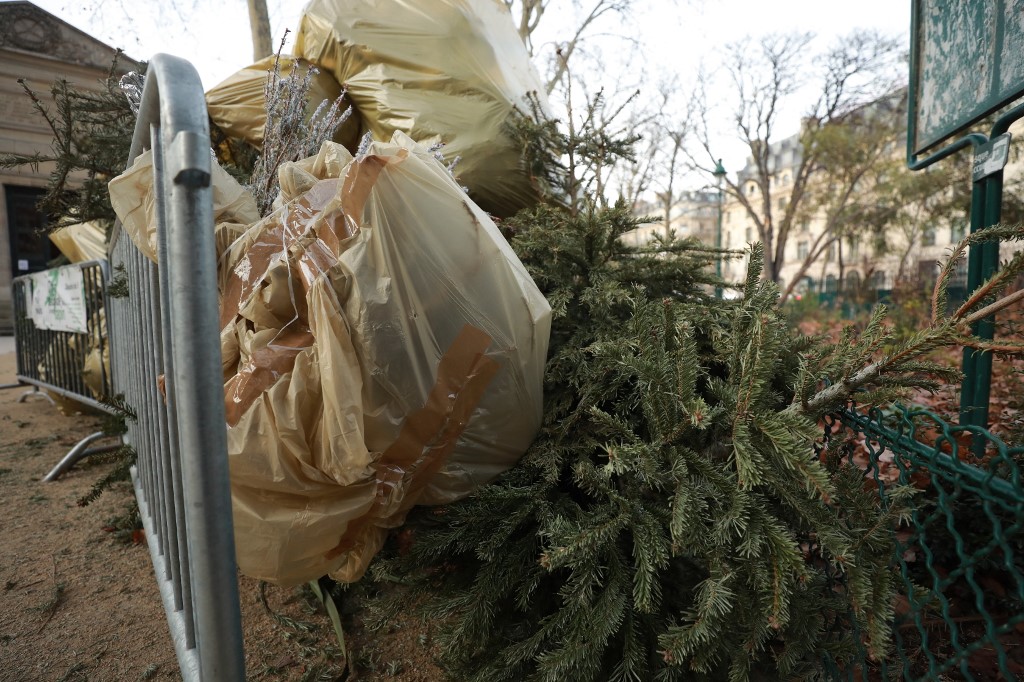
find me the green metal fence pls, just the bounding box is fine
[791,280,967,321]
[819,403,1024,680]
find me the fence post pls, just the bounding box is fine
[108,53,245,681]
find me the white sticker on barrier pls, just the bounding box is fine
[29,267,89,334]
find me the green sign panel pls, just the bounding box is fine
[910,0,1024,155]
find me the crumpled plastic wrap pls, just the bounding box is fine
[220,133,551,585]
[50,222,107,264]
[293,0,549,218]
[206,55,361,152]
[108,149,261,262]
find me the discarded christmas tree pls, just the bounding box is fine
[367,105,1024,681]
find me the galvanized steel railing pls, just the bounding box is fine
[106,53,245,681]
[9,260,110,407]
[6,260,123,477]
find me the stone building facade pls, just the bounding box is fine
[0,1,139,332]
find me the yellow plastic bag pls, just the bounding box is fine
[50,222,107,263]
[221,134,551,585]
[206,55,361,152]
[81,307,110,400]
[108,150,261,262]
[293,0,549,217]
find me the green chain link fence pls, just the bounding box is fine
[818,404,1024,680]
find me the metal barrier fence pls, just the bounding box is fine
[820,404,1024,680]
[9,260,110,407]
[105,53,245,680]
[5,260,123,476]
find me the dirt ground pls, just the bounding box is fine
[0,350,445,682]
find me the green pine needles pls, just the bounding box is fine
[379,203,919,681]
[367,98,1024,681]
[0,54,140,234]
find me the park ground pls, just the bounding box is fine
[0,345,444,682]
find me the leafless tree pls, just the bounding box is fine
[776,95,903,301]
[503,0,638,94]
[76,0,273,63]
[248,0,272,60]
[606,77,689,215]
[688,30,903,297]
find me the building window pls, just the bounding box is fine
[950,222,966,242]
[782,173,790,185]
[745,227,753,243]
[5,186,58,275]
[747,183,756,195]
[800,220,810,233]
[778,197,788,210]
[797,241,809,259]
[848,237,859,258]
[922,228,936,246]
[827,243,836,260]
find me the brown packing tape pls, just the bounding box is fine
[219,150,409,419]
[334,149,408,251]
[219,145,403,331]
[324,324,499,572]
[219,180,340,329]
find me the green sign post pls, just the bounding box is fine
[908,0,1024,444]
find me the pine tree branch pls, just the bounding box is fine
[962,288,1024,326]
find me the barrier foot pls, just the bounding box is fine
[17,386,56,405]
[43,432,123,482]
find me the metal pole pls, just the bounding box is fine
[713,159,726,299]
[154,56,244,682]
[958,102,1024,433]
[959,177,988,427]
[971,172,1003,429]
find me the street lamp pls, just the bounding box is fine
[713,159,726,299]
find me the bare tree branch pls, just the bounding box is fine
[545,0,631,94]
[687,30,904,292]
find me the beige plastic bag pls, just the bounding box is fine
[109,150,261,262]
[50,222,107,263]
[206,55,361,152]
[293,0,549,217]
[81,307,110,400]
[221,134,551,586]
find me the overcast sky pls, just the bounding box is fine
[29,0,912,182]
